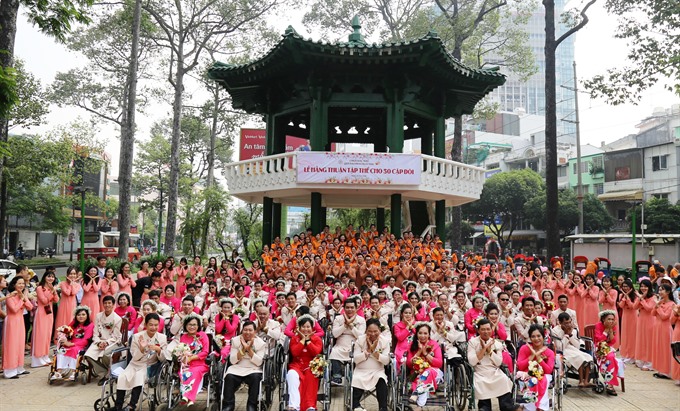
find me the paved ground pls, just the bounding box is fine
[1,352,678,411]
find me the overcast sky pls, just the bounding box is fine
[13,1,678,178]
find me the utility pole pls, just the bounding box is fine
[573,61,584,234]
[561,61,584,234]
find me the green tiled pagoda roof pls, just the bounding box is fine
[207,24,506,116]
[209,27,505,84]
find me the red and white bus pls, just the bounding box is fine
[77,231,142,262]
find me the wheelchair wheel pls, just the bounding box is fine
[93,398,114,411]
[445,363,456,410]
[593,381,605,394]
[453,364,469,411]
[154,362,172,409]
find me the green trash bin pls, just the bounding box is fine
[610,267,631,281]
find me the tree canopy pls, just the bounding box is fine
[629,197,680,236]
[583,0,680,104]
[463,168,545,250]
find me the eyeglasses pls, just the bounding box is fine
[500,298,510,302]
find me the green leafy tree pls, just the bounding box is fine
[142,0,279,254]
[584,0,680,104]
[232,203,263,263]
[582,193,613,233]
[8,59,48,130]
[525,189,578,236]
[463,168,544,250]
[629,198,680,239]
[0,0,94,250]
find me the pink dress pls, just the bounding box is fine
[406,340,443,393]
[177,332,209,401]
[671,308,680,381]
[567,284,584,324]
[117,274,136,297]
[55,281,81,330]
[464,308,485,338]
[517,344,555,405]
[99,278,119,307]
[115,306,138,331]
[32,286,59,362]
[634,296,656,364]
[64,322,94,358]
[617,295,637,360]
[215,314,240,359]
[580,286,600,328]
[81,279,101,319]
[393,321,416,366]
[594,322,619,386]
[160,268,175,290]
[2,295,33,371]
[175,267,188,298]
[492,322,514,373]
[651,301,674,376]
[598,288,619,349]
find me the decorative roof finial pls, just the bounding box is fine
[348,15,366,45]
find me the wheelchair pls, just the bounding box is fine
[278,336,332,411]
[511,343,563,411]
[452,340,475,411]
[394,343,455,411]
[215,335,277,411]
[342,340,396,411]
[93,346,131,411]
[47,345,92,385]
[151,339,220,410]
[549,331,598,398]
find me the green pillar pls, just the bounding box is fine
[391,194,402,238]
[280,206,288,238]
[320,207,327,229]
[421,125,433,156]
[309,88,328,151]
[377,208,385,231]
[272,202,282,239]
[311,192,322,234]
[385,84,404,153]
[262,197,273,247]
[434,117,446,158]
[436,200,446,240]
[265,114,275,156]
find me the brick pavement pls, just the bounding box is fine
[1,353,678,411]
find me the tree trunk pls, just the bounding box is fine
[118,0,142,261]
[450,115,463,251]
[200,87,218,257]
[544,0,560,259]
[164,47,184,255]
[0,0,20,252]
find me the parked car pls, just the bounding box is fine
[0,259,19,282]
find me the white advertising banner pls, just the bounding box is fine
[297,152,421,185]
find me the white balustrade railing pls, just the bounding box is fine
[224,152,486,200]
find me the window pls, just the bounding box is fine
[594,183,604,195]
[572,162,588,174]
[652,155,668,171]
[591,156,603,169]
[557,166,567,177]
[617,209,627,220]
[652,193,669,200]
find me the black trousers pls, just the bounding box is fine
[115,386,142,410]
[331,360,343,378]
[352,378,388,411]
[23,312,32,343]
[222,372,262,409]
[478,391,516,411]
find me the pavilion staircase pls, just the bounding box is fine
[407,201,432,238]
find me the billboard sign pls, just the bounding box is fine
[297,152,421,185]
[239,128,310,160]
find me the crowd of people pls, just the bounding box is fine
[0,223,679,411]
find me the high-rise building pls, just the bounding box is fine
[486,0,576,141]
